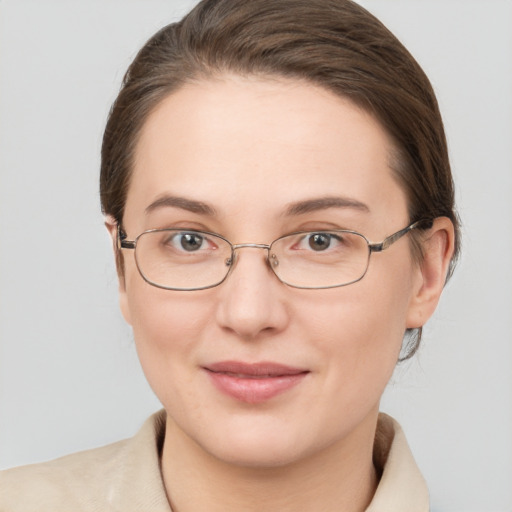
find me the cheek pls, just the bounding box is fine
[124,276,214,401]
[305,291,404,372]
[304,258,415,399]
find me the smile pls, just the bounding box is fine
[203,361,309,404]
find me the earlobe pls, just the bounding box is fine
[406,217,455,329]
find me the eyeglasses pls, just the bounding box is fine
[118,220,429,291]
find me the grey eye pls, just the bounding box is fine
[308,233,332,251]
[179,233,204,251]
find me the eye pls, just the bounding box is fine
[298,232,346,252]
[284,232,347,253]
[307,233,334,251]
[166,232,212,252]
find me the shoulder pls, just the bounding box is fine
[0,410,170,512]
[0,439,129,511]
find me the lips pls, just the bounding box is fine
[203,361,309,404]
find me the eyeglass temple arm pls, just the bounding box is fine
[368,219,432,253]
[117,225,136,249]
[116,219,433,252]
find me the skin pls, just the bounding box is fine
[108,75,454,512]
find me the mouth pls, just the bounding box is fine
[203,361,310,404]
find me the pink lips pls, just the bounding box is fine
[204,361,309,404]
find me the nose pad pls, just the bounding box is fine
[223,248,280,288]
[226,250,279,276]
[224,244,275,273]
[215,246,289,338]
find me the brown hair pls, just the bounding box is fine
[100,0,460,359]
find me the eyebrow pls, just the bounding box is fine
[145,195,217,216]
[283,196,370,216]
[144,194,368,218]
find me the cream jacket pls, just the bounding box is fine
[0,411,429,511]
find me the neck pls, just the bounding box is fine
[161,413,379,512]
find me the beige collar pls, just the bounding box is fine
[367,413,429,511]
[0,410,428,511]
[123,410,429,511]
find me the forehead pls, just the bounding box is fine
[126,75,408,232]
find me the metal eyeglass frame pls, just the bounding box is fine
[117,219,431,291]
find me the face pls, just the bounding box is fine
[119,75,423,467]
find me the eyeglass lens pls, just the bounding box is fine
[133,229,371,290]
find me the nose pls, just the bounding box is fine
[215,246,290,340]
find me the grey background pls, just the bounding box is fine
[1,1,511,510]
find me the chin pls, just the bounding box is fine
[187,410,346,470]
[205,434,313,469]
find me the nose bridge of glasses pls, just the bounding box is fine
[231,243,271,251]
[226,243,274,269]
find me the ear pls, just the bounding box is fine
[105,215,118,246]
[104,216,132,326]
[406,217,455,329]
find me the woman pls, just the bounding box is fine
[1,0,458,510]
